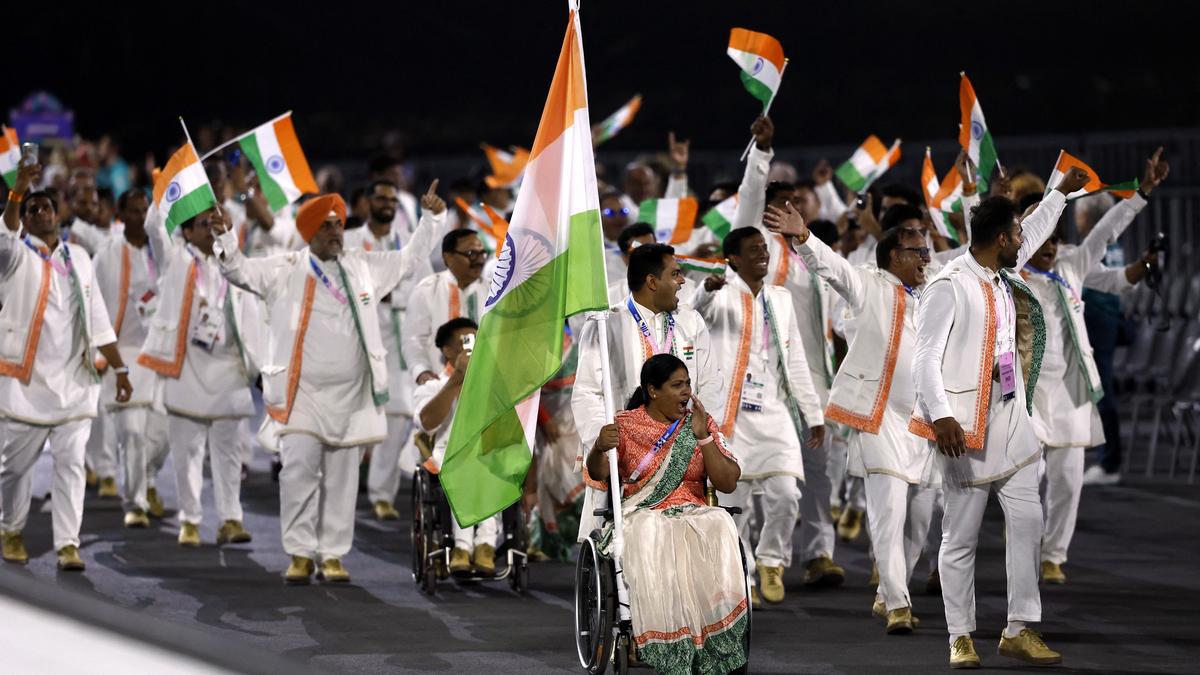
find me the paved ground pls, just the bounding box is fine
[2,451,1198,674]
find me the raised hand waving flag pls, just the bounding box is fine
[727,28,786,108]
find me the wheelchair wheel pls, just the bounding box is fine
[574,532,615,674]
[731,539,752,675]
[409,471,425,583]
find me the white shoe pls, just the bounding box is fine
[1082,464,1120,486]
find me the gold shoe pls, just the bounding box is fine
[837,507,864,541]
[831,503,844,522]
[869,563,880,587]
[804,555,845,587]
[449,547,472,575]
[284,555,315,584]
[472,543,496,575]
[950,635,982,669]
[146,488,165,519]
[886,607,914,634]
[750,585,763,609]
[872,597,886,620]
[926,568,941,594]
[757,563,786,603]
[1041,560,1066,585]
[318,558,350,583]
[98,476,120,499]
[124,509,150,528]
[217,520,252,545]
[86,466,98,487]
[2,531,28,564]
[373,500,400,521]
[56,545,85,571]
[177,522,201,547]
[998,628,1062,665]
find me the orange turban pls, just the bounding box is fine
[296,193,346,242]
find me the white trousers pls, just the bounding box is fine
[723,474,801,571]
[799,435,837,562]
[85,408,118,478]
[453,513,501,550]
[925,489,945,574]
[367,414,412,504]
[0,418,90,550]
[279,434,363,560]
[865,473,937,610]
[827,428,850,508]
[1041,445,1084,565]
[940,459,1043,635]
[113,407,170,513]
[169,415,244,525]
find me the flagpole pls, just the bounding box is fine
[179,117,221,206]
[197,110,293,161]
[740,57,789,162]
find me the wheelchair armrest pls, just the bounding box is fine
[721,506,742,515]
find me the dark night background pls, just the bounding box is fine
[5,1,1195,164]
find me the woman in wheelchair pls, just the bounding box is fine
[585,354,748,674]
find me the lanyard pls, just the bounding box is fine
[627,417,683,483]
[1022,264,1078,300]
[186,245,227,308]
[391,231,402,251]
[23,236,72,276]
[996,274,1015,353]
[627,298,674,356]
[309,254,348,304]
[143,241,158,281]
[901,282,919,299]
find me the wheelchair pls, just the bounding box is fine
[573,483,752,674]
[409,464,530,595]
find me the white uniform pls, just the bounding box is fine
[0,231,116,550]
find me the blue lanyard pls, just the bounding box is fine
[309,255,348,304]
[627,417,683,483]
[901,282,919,298]
[1022,264,1074,294]
[23,236,72,275]
[627,298,674,355]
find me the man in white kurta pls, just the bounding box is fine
[910,166,1090,667]
[93,189,171,526]
[691,227,825,605]
[344,179,442,520]
[1,180,132,571]
[216,189,441,583]
[139,201,258,548]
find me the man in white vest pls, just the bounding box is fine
[910,166,1090,668]
[691,227,825,606]
[216,186,443,584]
[1023,148,1168,585]
[140,199,260,549]
[344,178,439,521]
[0,162,132,571]
[93,189,171,527]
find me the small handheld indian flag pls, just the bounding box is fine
[921,148,955,238]
[235,112,319,211]
[676,255,727,276]
[1,126,20,188]
[454,197,510,255]
[593,94,642,146]
[835,135,901,192]
[640,197,698,245]
[959,72,999,191]
[701,194,739,241]
[1046,150,1138,200]
[482,144,530,189]
[153,142,218,235]
[727,28,786,108]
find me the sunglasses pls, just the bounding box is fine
[602,206,631,218]
[451,249,490,262]
[899,246,931,259]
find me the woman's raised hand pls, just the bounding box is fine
[690,395,710,439]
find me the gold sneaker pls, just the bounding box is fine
[1041,560,1066,584]
[373,500,400,520]
[284,555,315,584]
[177,522,201,547]
[758,563,786,603]
[869,563,880,587]
[217,520,252,545]
[318,558,350,583]
[473,543,496,575]
[950,635,982,669]
[2,531,28,564]
[837,507,864,541]
[872,597,886,620]
[98,476,120,499]
[146,488,165,519]
[804,555,845,587]
[124,509,150,528]
[449,547,472,575]
[998,628,1062,665]
[56,545,86,571]
[750,585,763,609]
[886,607,914,634]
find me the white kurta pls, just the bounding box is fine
[93,238,161,409]
[404,270,487,382]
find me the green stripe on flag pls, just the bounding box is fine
[739,71,774,107]
[2,169,16,188]
[164,188,217,235]
[239,135,289,211]
[702,210,731,241]
[835,162,867,192]
[977,131,998,192]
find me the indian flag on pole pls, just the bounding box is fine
[236,112,319,211]
[1046,150,1139,200]
[921,148,955,238]
[1,126,20,188]
[442,7,609,526]
[676,255,727,276]
[153,143,217,235]
[835,135,901,193]
[959,72,999,191]
[701,194,739,241]
[593,94,642,146]
[640,197,698,245]
[727,28,785,108]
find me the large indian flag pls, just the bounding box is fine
[835,135,901,192]
[1046,150,1138,200]
[236,112,319,211]
[442,7,609,526]
[727,28,786,108]
[959,72,999,191]
[921,148,955,238]
[153,143,217,235]
[593,94,642,146]
[1,126,20,187]
[640,197,698,245]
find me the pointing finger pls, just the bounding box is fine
[425,179,440,198]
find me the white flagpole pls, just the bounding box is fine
[740,57,789,162]
[198,110,293,161]
[178,117,221,206]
